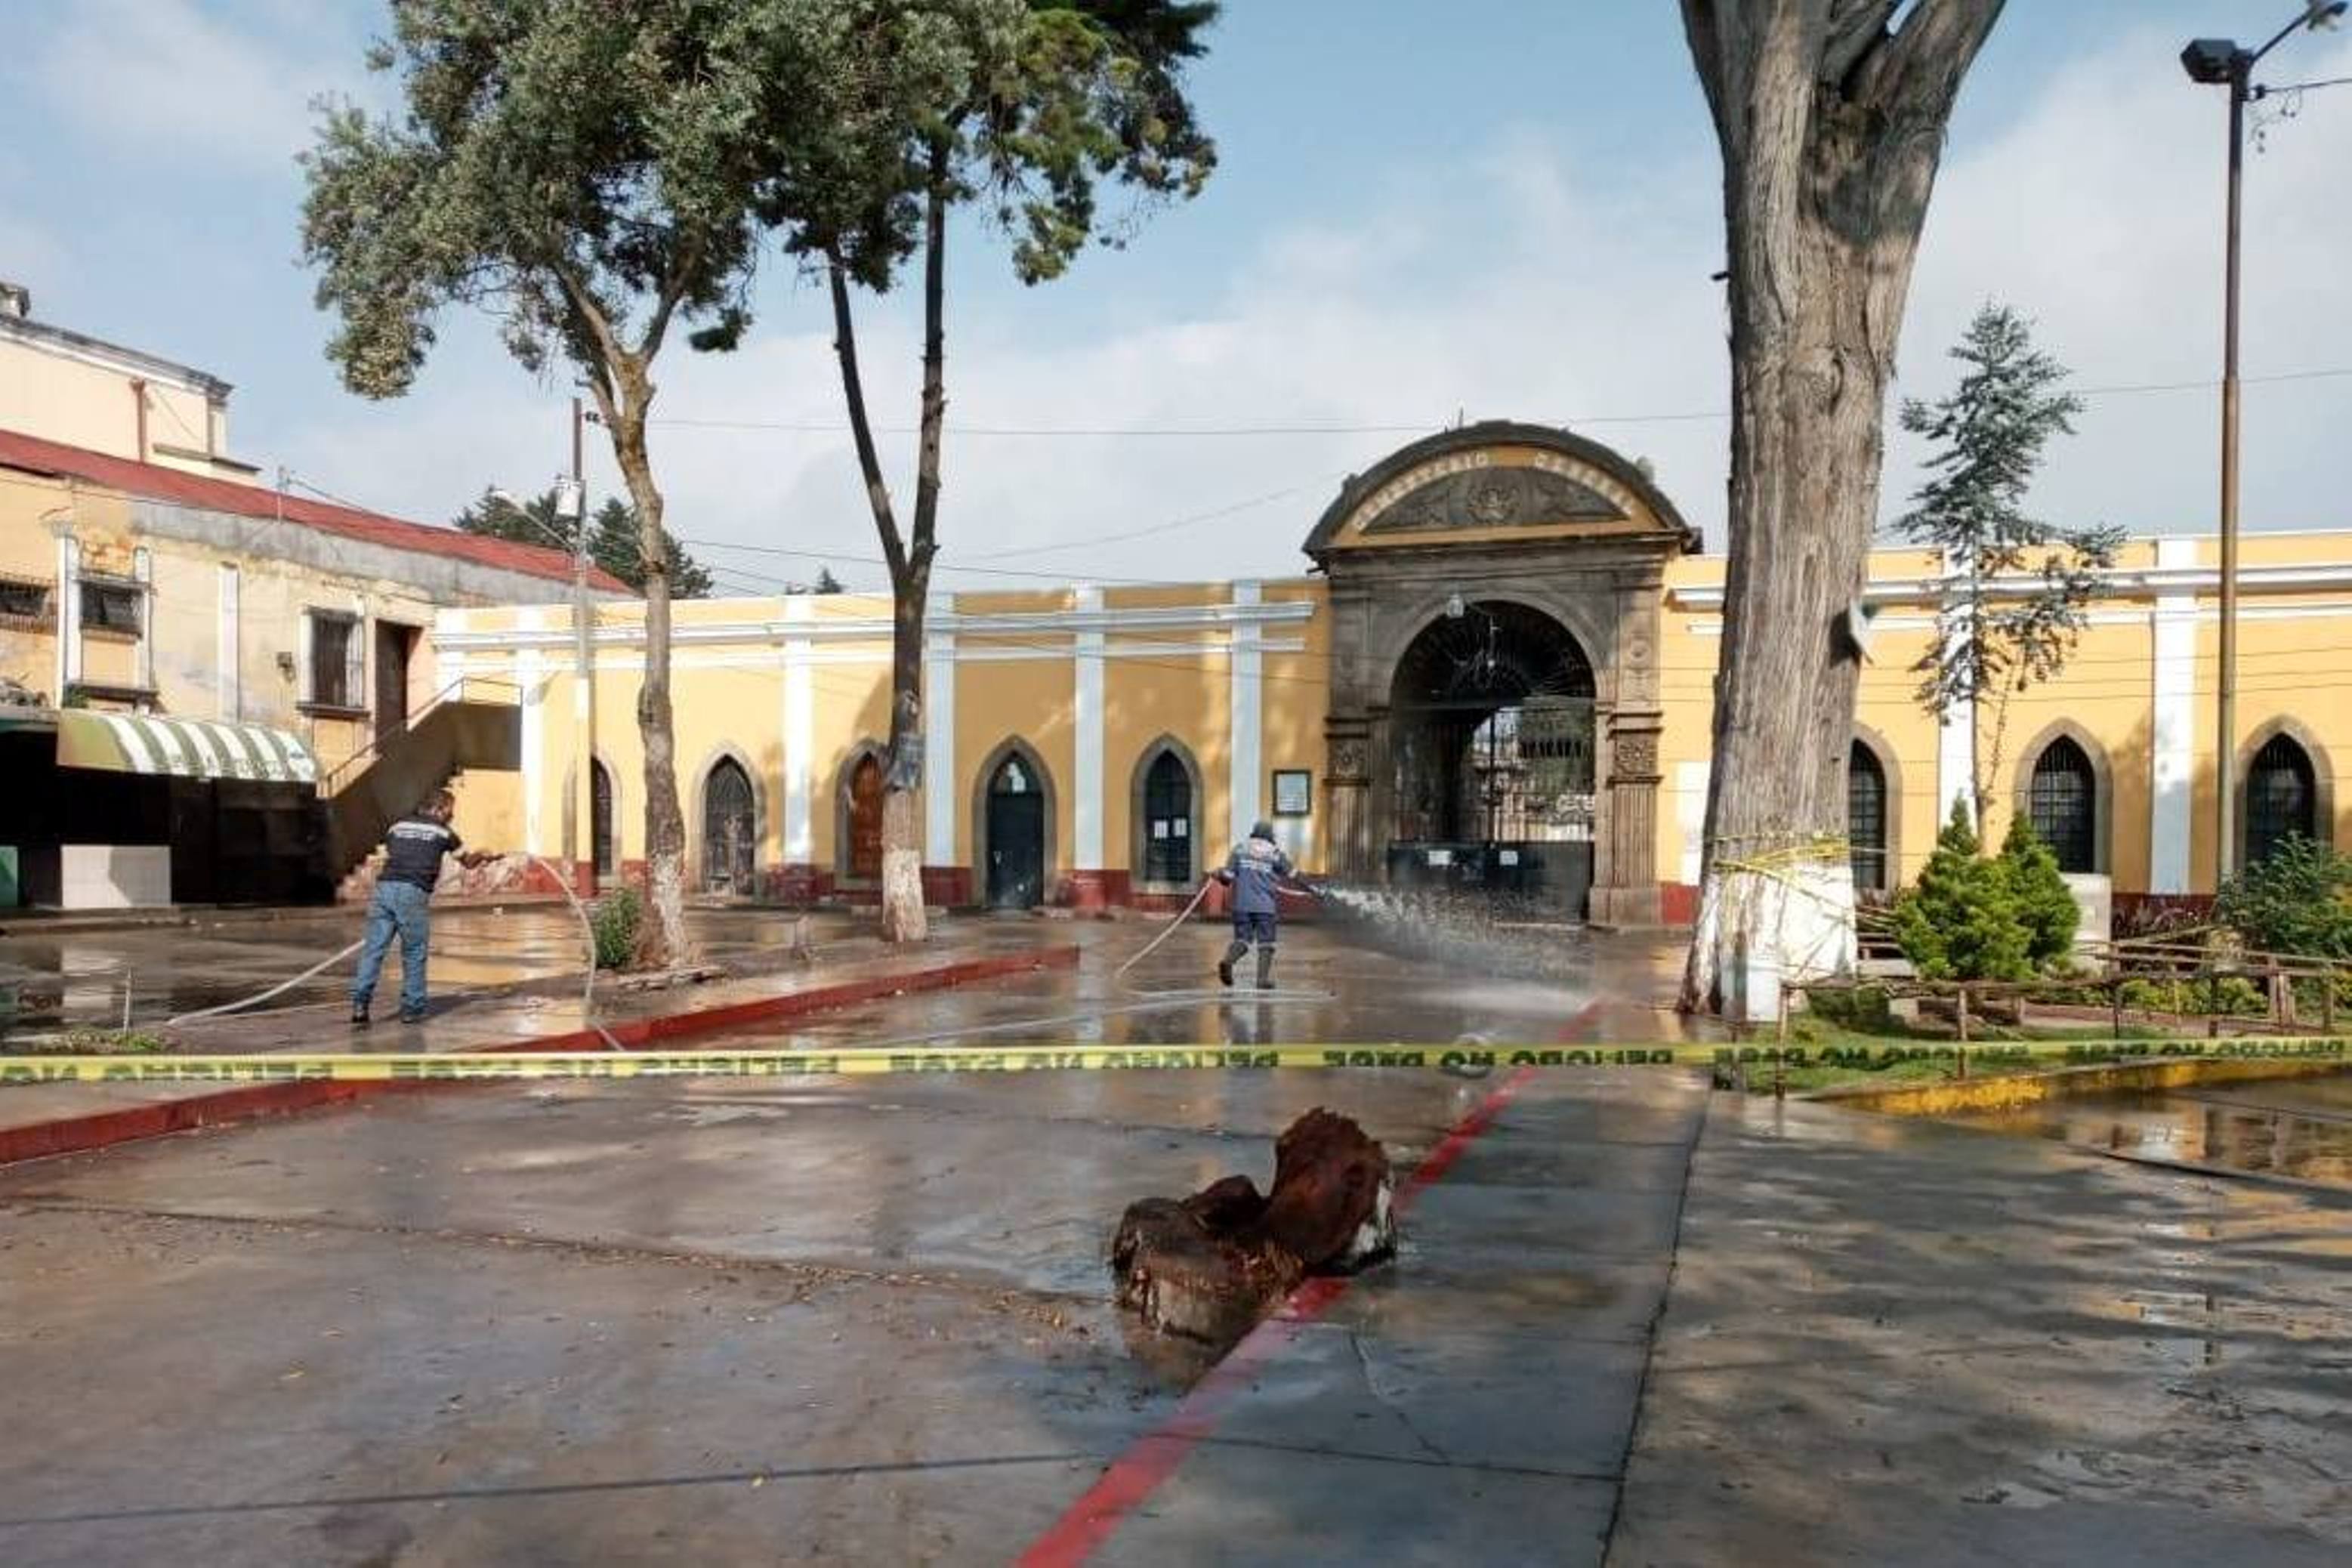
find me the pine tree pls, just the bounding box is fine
[455,489,711,598]
[1996,815,2079,968]
[1891,800,2033,983]
[1897,304,2125,823]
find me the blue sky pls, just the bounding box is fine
[4,2,2348,593]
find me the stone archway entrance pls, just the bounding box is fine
[1386,601,1597,916]
[1304,421,1699,928]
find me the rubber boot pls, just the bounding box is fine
[1218,938,1248,988]
[1255,944,1277,991]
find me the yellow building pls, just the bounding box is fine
[0,291,622,909]
[443,424,2350,924]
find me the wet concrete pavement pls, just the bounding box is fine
[1613,1094,2352,1565]
[0,904,871,1039]
[0,926,1705,1564]
[5,916,2348,1563]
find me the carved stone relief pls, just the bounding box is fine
[1363,467,1625,536]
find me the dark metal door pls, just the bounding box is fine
[986,760,1045,908]
[591,761,616,878]
[702,760,755,894]
[1142,751,1192,884]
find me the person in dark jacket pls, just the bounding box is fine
[350,789,489,1025]
[1216,819,1301,990]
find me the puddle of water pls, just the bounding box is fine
[1948,1070,2352,1189]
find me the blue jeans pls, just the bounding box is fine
[352,881,432,1017]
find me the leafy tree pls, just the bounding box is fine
[1897,304,2124,825]
[302,0,841,962]
[2216,835,2352,959]
[1891,800,2031,983]
[1995,815,2079,969]
[1678,0,2005,1016]
[773,0,1218,940]
[453,489,717,598]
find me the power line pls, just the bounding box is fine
[641,366,2352,440]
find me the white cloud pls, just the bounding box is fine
[28,0,350,174]
[261,23,2352,593]
[1894,26,2352,536]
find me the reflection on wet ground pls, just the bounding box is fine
[696,918,1707,1053]
[0,906,866,1039]
[1946,1070,2352,1189]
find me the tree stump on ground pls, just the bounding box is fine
[1110,1109,1395,1344]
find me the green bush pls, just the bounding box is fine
[591,887,643,971]
[1997,816,2079,967]
[2118,974,2266,1017]
[2215,835,2352,959]
[1891,801,2033,982]
[1804,983,1894,1032]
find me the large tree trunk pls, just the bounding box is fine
[828,146,952,945]
[1679,0,2003,1017]
[880,589,928,943]
[605,386,693,967]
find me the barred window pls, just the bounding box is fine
[304,610,363,709]
[80,581,144,634]
[2029,738,2097,874]
[1847,740,1887,892]
[2246,733,2317,866]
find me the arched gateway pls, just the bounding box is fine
[1304,421,1699,924]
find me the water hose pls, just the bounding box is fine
[163,938,366,1026]
[1113,877,1219,980]
[163,854,610,1038]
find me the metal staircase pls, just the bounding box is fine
[319,677,521,884]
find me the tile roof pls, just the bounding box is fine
[0,426,633,594]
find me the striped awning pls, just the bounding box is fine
[54,711,318,785]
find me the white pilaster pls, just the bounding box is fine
[1934,554,1977,825]
[1074,586,1104,869]
[782,595,814,864]
[57,535,79,697]
[216,564,239,721]
[133,547,154,699]
[1229,582,1263,842]
[924,594,957,865]
[518,607,548,854]
[1676,760,1712,885]
[2150,536,2199,893]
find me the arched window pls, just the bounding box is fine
[702,757,755,894]
[1142,750,1193,885]
[1847,741,1887,893]
[845,752,884,882]
[591,759,616,878]
[2246,733,2317,866]
[2028,736,2097,875]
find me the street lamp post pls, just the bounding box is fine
[567,396,597,897]
[2181,1,2344,888]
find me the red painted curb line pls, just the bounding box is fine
[1016,1064,1538,1568]
[492,946,1081,1054]
[0,1081,455,1167]
[0,946,1080,1168]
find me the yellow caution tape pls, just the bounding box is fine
[2,1037,2347,1085]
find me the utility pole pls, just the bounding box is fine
[2182,2,2345,888]
[568,395,597,896]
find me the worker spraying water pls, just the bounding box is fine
[1214,819,1319,991]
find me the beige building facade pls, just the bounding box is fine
[440,424,2352,921]
[0,292,620,908]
